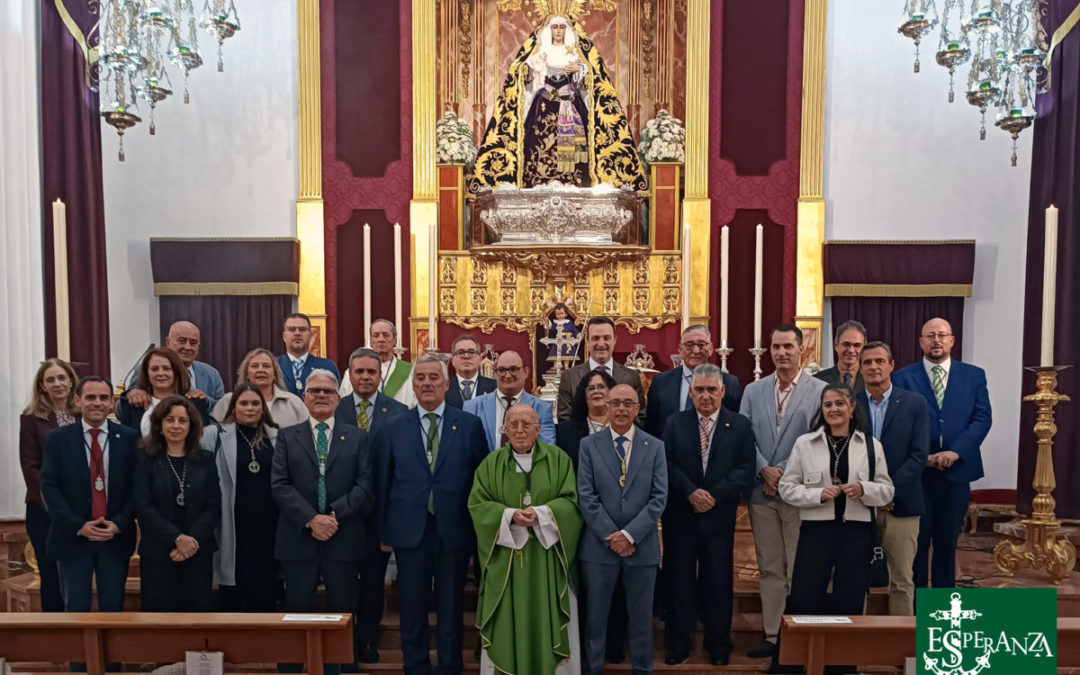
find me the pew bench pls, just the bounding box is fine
[0,613,352,675]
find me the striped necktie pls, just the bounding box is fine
[931,365,945,408]
[356,400,371,431]
[699,415,712,472]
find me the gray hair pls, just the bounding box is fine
[681,324,712,340]
[690,362,723,385]
[861,340,894,362]
[834,320,867,342]
[304,368,340,389]
[371,319,398,338]
[348,347,381,369]
[414,354,448,379]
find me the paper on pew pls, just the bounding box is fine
[186,650,223,675]
[282,614,345,621]
[790,616,854,624]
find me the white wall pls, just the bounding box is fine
[823,0,1031,490]
[103,1,298,383]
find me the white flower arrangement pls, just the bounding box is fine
[637,109,686,165]
[435,110,477,166]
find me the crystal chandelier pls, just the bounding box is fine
[94,0,241,161]
[898,0,1049,166]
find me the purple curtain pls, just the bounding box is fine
[830,297,965,368]
[41,1,111,377]
[1017,1,1080,518]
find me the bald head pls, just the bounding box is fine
[166,321,201,367]
[607,384,639,435]
[505,404,541,453]
[918,317,956,364]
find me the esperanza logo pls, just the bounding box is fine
[916,588,1056,675]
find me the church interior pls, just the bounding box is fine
[2,0,1079,672]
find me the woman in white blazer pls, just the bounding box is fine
[778,383,894,619]
[203,382,280,611]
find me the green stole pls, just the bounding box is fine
[382,358,411,398]
[468,440,582,675]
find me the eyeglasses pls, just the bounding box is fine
[585,384,609,392]
[494,366,523,376]
[453,349,480,357]
[606,399,638,408]
[921,332,953,341]
[681,341,712,351]
[305,387,338,397]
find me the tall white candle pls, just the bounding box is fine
[52,199,70,362]
[1040,205,1059,367]
[753,223,763,347]
[428,223,438,349]
[394,223,403,348]
[681,224,691,332]
[720,225,730,347]
[363,223,372,345]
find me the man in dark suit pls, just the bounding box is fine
[893,318,992,589]
[856,341,929,615]
[277,313,340,396]
[272,369,373,675]
[814,319,867,394]
[377,355,488,675]
[41,376,140,616]
[578,384,668,674]
[644,324,742,439]
[335,348,408,665]
[445,333,495,408]
[662,364,756,665]
[556,316,645,421]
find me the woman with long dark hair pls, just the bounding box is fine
[555,367,617,470]
[116,348,210,436]
[134,396,221,612]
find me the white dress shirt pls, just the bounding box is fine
[308,415,335,450]
[457,375,479,401]
[923,356,952,394]
[678,365,694,411]
[588,357,613,373]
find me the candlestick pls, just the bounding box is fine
[52,199,70,362]
[363,223,372,344]
[749,345,766,381]
[428,222,438,349]
[720,225,730,344]
[753,224,764,345]
[1040,205,1058,367]
[682,224,691,331]
[717,340,732,374]
[394,223,403,348]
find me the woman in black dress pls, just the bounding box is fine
[134,395,221,612]
[203,382,281,611]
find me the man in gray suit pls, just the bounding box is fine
[577,383,668,674]
[556,316,645,421]
[739,324,826,659]
[814,319,867,395]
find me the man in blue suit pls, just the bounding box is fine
[644,324,742,439]
[278,313,340,396]
[377,355,488,675]
[661,364,755,666]
[335,347,408,665]
[893,318,992,589]
[445,333,496,408]
[464,350,554,452]
[41,376,140,615]
[856,342,929,615]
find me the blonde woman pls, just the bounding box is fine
[19,358,80,612]
[211,348,308,427]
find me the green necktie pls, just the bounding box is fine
[357,400,371,431]
[316,422,329,513]
[425,412,439,513]
[931,365,945,408]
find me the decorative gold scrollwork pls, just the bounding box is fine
[663,287,679,314]
[472,245,648,282]
[633,258,649,285]
[441,289,456,315]
[574,288,591,314]
[633,288,649,314]
[471,260,488,284]
[459,1,471,98]
[663,256,680,284]
[471,288,487,314]
[603,262,620,285]
[530,288,547,313]
[441,258,457,285]
[501,265,517,285]
[501,288,517,314]
[604,288,619,314]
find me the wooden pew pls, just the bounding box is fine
[780,616,1080,674]
[0,613,352,675]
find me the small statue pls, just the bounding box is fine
[545,302,581,364]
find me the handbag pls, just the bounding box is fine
[866,439,890,588]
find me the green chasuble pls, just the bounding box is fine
[468,440,583,675]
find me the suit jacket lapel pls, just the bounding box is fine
[704,414,731,482]
[762,375,779,450]
[483,396,498,451]
[623,431,650,488]
[880,391,901,436]
[910,366,940,414]
[433,410,457,474]
[297,423,319,470]
[325,426,347,471]
[777,376,812,440]
[219,425,237,485]
[596,433,625,486]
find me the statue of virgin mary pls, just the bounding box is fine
[468,14,648,194]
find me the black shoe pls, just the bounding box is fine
[710,653,731,666]
[748,640,777,658]
[358,642,379,664]
[664,651,689,666]
[605,651,626,664]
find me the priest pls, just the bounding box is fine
[468,405,583,674]
[338,319,415,407]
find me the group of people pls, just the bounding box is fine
[19,311,992,674]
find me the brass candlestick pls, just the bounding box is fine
[994,366,1076,584]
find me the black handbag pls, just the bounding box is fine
[867,440,890,588]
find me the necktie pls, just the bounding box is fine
[499,396,513,447]
[357,400,371,431]
[293,359,304,392]
[614,435,628,487]
[425,412,439,513]
[598,364,609,374]
[683,374,693,411]
[699,415,712,472]
[315,423,329,513]
[843,372,852,388]
[462,380,475,401]
[89,429,106,519]
[931,365,946,408]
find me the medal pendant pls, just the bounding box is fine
[248,460,261,474]
[831,476,842,486]
[426,451,433,465]
[319,464,326,477]
[176,492,185,506]
[619,474,626,487]
[296,379,302,390]
[94,477,105,492]
[523,491,532,506]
